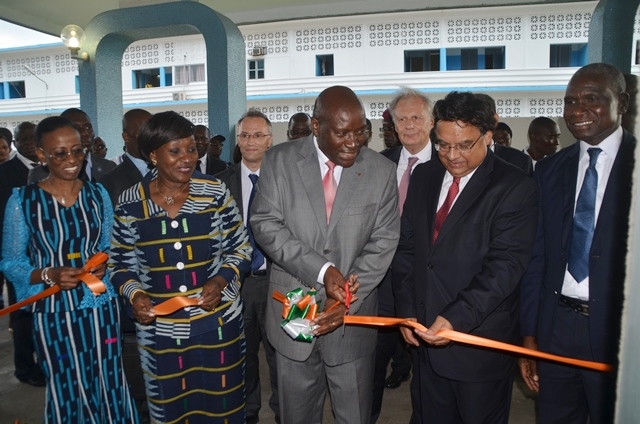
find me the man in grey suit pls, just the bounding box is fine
[216,108,279,424]
[28,108,116,183]
[251,86,400,424]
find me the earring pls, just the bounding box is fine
[151,159,157,165]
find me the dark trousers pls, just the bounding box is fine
[371,328,412,423]
[6,281,43,382]
[538,301,616,424]
[412,347,513,424]
[243,273,279,421]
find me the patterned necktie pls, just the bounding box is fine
[568,147,602,283]
[247,173,265,272]
[323,161,337,224]
[398,156,418,215]
[432,177,461,243]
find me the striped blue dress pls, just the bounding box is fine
[0,182,139,423]
[110,170,251,424]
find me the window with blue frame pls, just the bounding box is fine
[0,81,26,99]
[446,47,505,70]
[405,50,440,72]
[316,55,334,76]
[550,43,587,68]
[132,67,172,88]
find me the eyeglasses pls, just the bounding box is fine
[288,129,312,139]
[237,133,272,141]
[94,145,107,152]
[39,147,87,162]
[435,133,485,154]
[379,124,395,132]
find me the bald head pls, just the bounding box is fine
[287,112,312,140]
[122,109,152,159]
[311,86,367,168]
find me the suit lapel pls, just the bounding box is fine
[231,166,244,216]
[297,138,327,236]
[562,143,580,250]
[434,151,493,244]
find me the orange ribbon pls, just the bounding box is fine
[152,296,201,316]
[0,252,108,317]
[343,316,612,372]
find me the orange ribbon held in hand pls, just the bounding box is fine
[343,316,612,372]
[0,252,108,317]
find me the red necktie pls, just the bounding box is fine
[398,156,418,215]
[432,177,461,243]
[323,161,337,224]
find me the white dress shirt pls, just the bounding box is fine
[561,126,622,301]
[396,141,432,186]
[436,168,478,211]
[241,161,266,271]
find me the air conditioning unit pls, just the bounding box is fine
[250,46,267,57]
[172,92,187,101]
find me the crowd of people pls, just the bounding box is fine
[0,61,636,424]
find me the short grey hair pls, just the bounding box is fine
[388,86,433,120]
[237,108,272,132]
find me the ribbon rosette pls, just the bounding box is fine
[273,288,319,342]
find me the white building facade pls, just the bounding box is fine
[0,1,638,152]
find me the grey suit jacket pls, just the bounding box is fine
[28,153,117,183]
[250,136,400,366]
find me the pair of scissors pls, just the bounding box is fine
[341,280,353,336]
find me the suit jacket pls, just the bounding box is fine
[98,155,145,207]
[28,153,116,183]
[250,136,400,366]
[494,143,534,176]
[520,130,636,364]
[393,150,538,382]
[205,156,228,175]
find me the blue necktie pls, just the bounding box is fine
[247,173,265,272]
[568,147,601,283]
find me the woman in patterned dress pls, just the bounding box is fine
[109,111,251,424]
[0,116,139,423]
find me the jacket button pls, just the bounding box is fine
[427,263,433,269]
[419,302,425,309]
[323,249,331,254]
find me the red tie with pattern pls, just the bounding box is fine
[398,156,418,215]
[432,177,461,243]
[323,160,337,224]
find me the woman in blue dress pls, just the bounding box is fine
[0,116,139,423]
[109,111,251,423]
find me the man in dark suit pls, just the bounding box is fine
[28,108,116,183]
[0,121,45,387]
[216,108,279,424]
[393,91,538,423]
[519,63,635,424]
[524,116,561,169]
[493,142,533,175]
[99,108,152,206]
[372,87,434,424]
[193,124,228,175]
[251,86,400,424]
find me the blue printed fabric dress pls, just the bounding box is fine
[0,182,139,424]
[110,170,251,424]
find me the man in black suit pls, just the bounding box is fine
[524,116,561,169]
[519,63,634,424]
[286,112,312,141]
[216,108,279,424]
[28,108,116,183]
[99,108,152,206]
[393,91,538,423]
[193,124,228,175]
[0,121,45,387]
[371,87,433,424]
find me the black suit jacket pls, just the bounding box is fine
[28,153,116,183]
[520,130,636,364]
[494,143,534,176]
[205,156,228,176]
[98,155,145,207]
[393,150,538,381]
